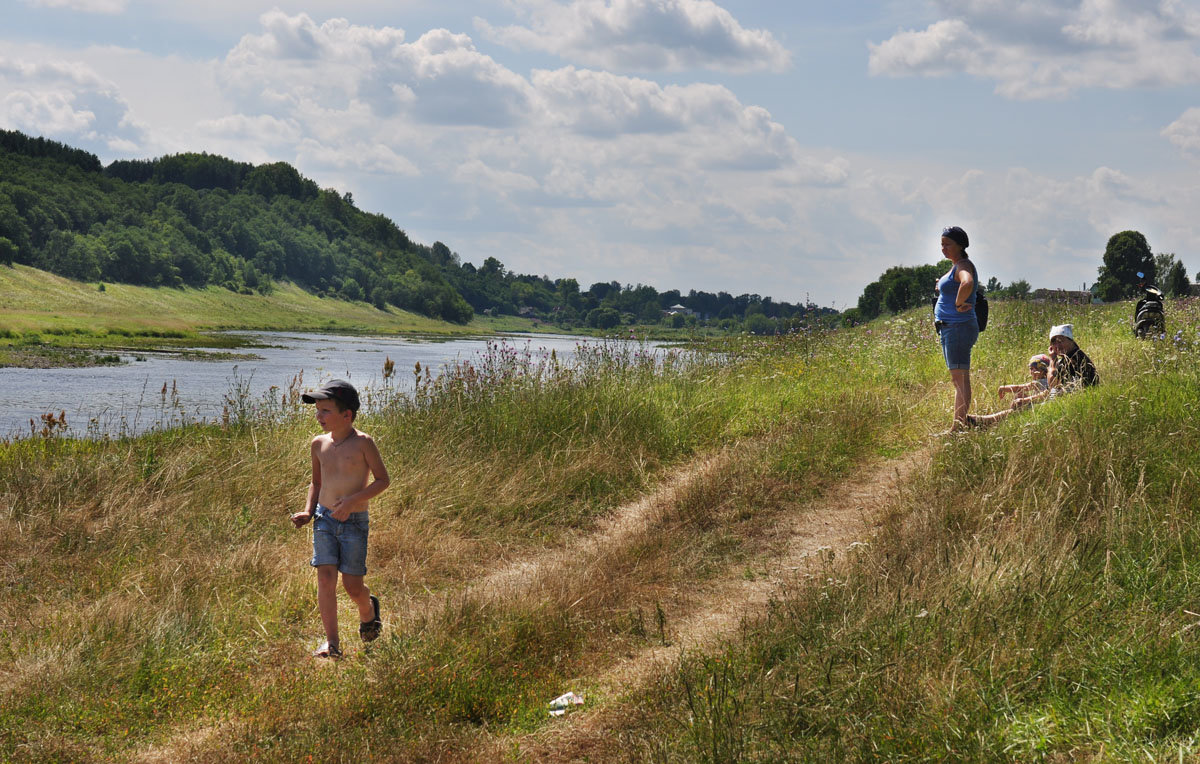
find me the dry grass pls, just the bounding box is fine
[2,317,937,761]
[604,297,1200,762]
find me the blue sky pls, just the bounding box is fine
[3,0,1198,309]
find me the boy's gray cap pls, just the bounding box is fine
[302,379,360,412]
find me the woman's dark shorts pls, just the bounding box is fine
[938,320,979,370]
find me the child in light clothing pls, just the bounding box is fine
[967,354,1050,427]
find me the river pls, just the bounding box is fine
[2,331,597,439]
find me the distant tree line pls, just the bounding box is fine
[984,277,1031,300]
[436,247,837,332]
[844,228,1192,326]
[840,263,945,325]
[0,131,102,173]
[0,129,830,331]
[847,264,1034,327]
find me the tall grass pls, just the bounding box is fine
[616,297,1200,762]
[2,310,967,761]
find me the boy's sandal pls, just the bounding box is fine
[313,641,342,659]
[360,594,382,642]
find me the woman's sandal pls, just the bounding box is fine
[313,641,342,659]
[360,594,382,642]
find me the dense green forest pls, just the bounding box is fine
[0,130,473,322]
[0,129,831,331]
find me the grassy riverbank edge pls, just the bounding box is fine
[1,312,932,761]
[10,292,1199,761]
[0,264,726,367]
[0,264,566,367]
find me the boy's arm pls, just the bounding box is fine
[328,436,390,520]
[291,439,322,528]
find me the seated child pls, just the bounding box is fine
[967,354,1050,427]
[1046,323,1098,396]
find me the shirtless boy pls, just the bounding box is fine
[291,379,390,658]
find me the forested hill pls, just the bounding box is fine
[0,130,474,322]
[0,130,830,329]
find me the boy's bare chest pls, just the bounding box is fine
[318,442,367,479]
[321,446,362,470]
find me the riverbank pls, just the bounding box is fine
[8,298,1200,760]
[0,265,766,369]
[0,264,555,367]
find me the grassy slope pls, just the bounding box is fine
[619,297,1200,762]
[6,293,1198,761]
[0,310,933,761]
[0,263,536,341]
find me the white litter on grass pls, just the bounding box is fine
[548,691,584,716]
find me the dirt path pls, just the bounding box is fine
[133,444,931,763]
[489,445,932,762]
[467,450,733,604]
[131,452,736,764]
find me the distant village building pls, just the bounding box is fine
[665,303,696,316]
[1030,288,1094,304]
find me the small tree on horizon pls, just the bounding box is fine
[1165,259,1190,297]
[1006,278,1031,299]
[1155,252,1176,282]
[1095,230,1154,301]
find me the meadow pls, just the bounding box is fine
[0,264,548,366]
[2,295,1196,762]
[0,264,728,369]
[619,299,1200,762]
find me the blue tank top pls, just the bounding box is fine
[935,262,977,324]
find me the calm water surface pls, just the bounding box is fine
[2,332,594,439]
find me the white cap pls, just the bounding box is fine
[1049,324,1073,341]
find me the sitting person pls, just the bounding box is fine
[1046,323,1098,395]
[968,324,1098,427]
[967,354,1051,427]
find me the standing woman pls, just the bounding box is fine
[934,226,979,433]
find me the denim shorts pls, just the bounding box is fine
[938,320,979,370]
[311,504,369,576]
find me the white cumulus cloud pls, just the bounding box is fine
[869,0,1200,98]
[477,0,790,73]
[0,56,145,152]
[298,138,420,176]
[1163,107,1200,158]
[220,11,535,127]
